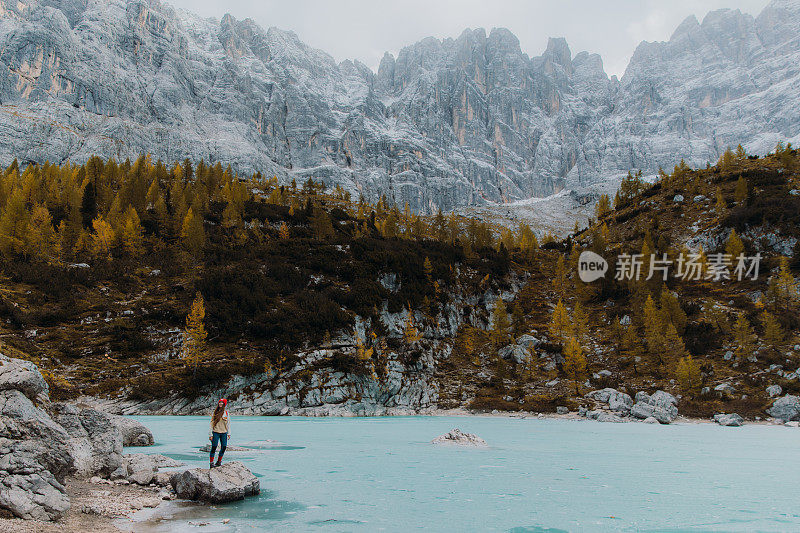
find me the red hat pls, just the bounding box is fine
[219,398,227,406]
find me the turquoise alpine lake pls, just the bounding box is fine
[126,415,800,532]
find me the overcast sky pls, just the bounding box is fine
[166,0,771,78]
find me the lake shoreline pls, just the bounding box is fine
[119,407,791,427]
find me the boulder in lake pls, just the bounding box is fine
[432,428,487,447]
[714,413,744,427]
[641,416,660,424]
[170,461,260,503]
[767,395,800,422]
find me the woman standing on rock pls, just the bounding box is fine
[209,398,230,468]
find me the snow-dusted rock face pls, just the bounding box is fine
[1,0,799,212]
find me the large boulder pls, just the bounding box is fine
[432,428,487,447]
[120,453,182,485]
[108,414,154,446]
[596,412,626,423]
[630,390,678,424]
[0,354,50,403]
[498,344,530,364]
[714,413,744,427]
[50,404,123,478]
[0,389,73,520]
[170,462,260,503]
[767,395,800,421]
[585,388,633,414]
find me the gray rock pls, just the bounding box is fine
[498,344,530,365]
[432,428,487,447]
[723,351,734,361]
[586,388,633,414]
[596,412,626,423]
[630,389,678,424]
[634,391,651,404]
[515,335,541,349]
[714,383,736,395]
[0,354,50,403]
[170,461,260,503]
[123,453,185,486]
[767,384,783,398]
[673,194,684,202]
[556,406,569,415]
[0,388,73,521]
[714,413,744,427]
[767,395,800,422]
[108,415,154,446]
[641,416,660,424]
[50,404,123,478]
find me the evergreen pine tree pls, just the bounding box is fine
[90,216,115,260]
[725,229,745,260]
[734,176,748,204]
[423,256,433,282]
[676,356,702,395]
[279,221,290,240]
[182,292,208,375]
[120,206,144,257]
[181,208,205,255]
[549,299,572,343]
[732,313,757,362]
[761,310,784,350]
[490,297,511,347]
[562,336,587,395]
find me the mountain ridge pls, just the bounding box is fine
[1,0,799,214]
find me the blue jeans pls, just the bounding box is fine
[210,431,228,462]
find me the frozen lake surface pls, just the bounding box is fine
[127,415,800,532]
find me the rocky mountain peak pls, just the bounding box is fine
[0,0,799,215]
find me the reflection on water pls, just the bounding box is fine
[124,416,800,532]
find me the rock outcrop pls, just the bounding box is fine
[714,413,744,427]
[122,453,184,486]
[0,355,73,520]
[768,395,800,422]
[586,388,633,414]
[108,414,154,446]
[0,1,799,213]
[432,428,488,447]
[50,403,123,477]
[170,462,260,503]
[629,391,679,424]
[0,353,159,521]
[585,388,679,424]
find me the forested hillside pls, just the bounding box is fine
[0,147,798,418]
